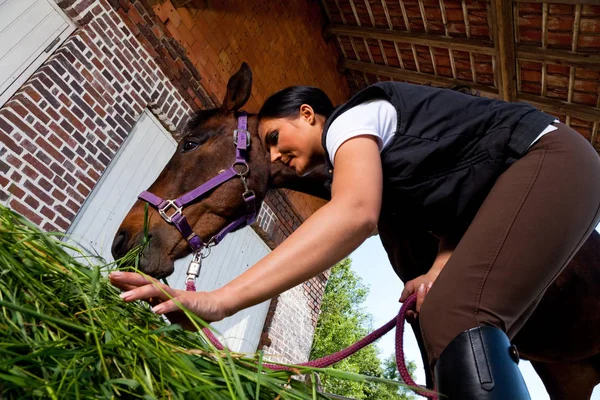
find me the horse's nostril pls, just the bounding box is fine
[111,230,129,260]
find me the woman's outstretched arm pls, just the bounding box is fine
[111,135,383,324]
[216,134,383,316]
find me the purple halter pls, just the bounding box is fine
[138,112,256,284]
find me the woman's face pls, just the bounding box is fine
[258,105,325,176]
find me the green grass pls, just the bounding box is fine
[0,205,414,399]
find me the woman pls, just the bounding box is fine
[111,82,600,399]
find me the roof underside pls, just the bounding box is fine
[320,0,600,153]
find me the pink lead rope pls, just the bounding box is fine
[186,278,437,399]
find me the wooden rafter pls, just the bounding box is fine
[492,0,517,102]
[397,0,420,73]
[326,25,495,54]
[419,0,437,75]
[439,0,457,80]
[342,59,600,122]
[462,0,477,84]
[518,93,600,122]
[515,0,599,4]
[566,4,582,126]
[341,59,500,96]
[593,96,600,147]
[541,3,548,98]
[511,2,519,93]
[516,46,600,71]
[327,24,600,70]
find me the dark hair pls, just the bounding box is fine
[258,86,335,121]
[448,84,480,96]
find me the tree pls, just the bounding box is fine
[383,353,418,399]
[309,258,416,400]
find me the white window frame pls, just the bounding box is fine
[0,0,76,106]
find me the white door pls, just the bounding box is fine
[67,110,178,261]
[0,0,75,106]
[172,228,271,354]
[67,110,271,354]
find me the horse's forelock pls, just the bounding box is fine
[185,108,221,134]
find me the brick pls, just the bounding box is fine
[38,178,52,192]
[24,195,40,210]
[22,165,38,180]
[10,199,42,225]
[23,154,54,180]
[42,221,60,232]
[0,127,21,155]
[77,183,91,197]
[54,204,75,221]
[55,215,70,231]
[52,175,67,190]
[23,180,54,206]
[66,186,84,203]
[50,163,66,176]
[66,199,80,213]
[30,79,61,109]
[8,184,26,199]
[3,110,37,140]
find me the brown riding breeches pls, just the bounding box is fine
[419,123,600,370]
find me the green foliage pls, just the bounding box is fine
[310,259,416,400]
[0,205,401,399]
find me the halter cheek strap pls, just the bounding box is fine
[138,112,256,282]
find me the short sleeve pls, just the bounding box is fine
[326,99,397,166]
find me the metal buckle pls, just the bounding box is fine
[233,129,251,148]
[242,190,255,200]
[158,200,182,224]
[186,252,202,282]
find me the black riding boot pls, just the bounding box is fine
[434,326,531,400]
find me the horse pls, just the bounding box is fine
[112,63,600,399]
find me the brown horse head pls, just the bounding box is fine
[111,63,273,277]
[112,63,331,278]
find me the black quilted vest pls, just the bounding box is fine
[322,82,555,235]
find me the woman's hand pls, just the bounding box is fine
[109,271,229,330]
[399,271,438,320]
[399,237,455,320]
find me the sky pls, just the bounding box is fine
[348,223,600,400]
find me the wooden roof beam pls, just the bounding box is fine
[326,24,600,71]
[516,45,600,71]
[325,24,496,54]
[515,0,599,4]
[341,59,600,122]
[341,59,500,96]
[517,93,600,122]
[492,0,517,102]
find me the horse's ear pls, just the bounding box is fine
[222,62,252,112]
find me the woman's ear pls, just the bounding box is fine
[300,104,315,125]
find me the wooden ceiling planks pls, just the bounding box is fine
[321,0,600,151]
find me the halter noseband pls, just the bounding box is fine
[138,112,256,284]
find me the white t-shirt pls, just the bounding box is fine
[326,99,397,166]
[326,99,558,166]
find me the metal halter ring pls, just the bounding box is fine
[158,200,182,223]
[233,161,249,176]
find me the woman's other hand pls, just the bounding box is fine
[399,235,455,320]
[109,271,229,330]
[399,272,438,320]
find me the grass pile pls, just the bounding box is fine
[0,205,358,399]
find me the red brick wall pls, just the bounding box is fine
[0,0,200,231]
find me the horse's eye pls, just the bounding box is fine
[182,141,199,152]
